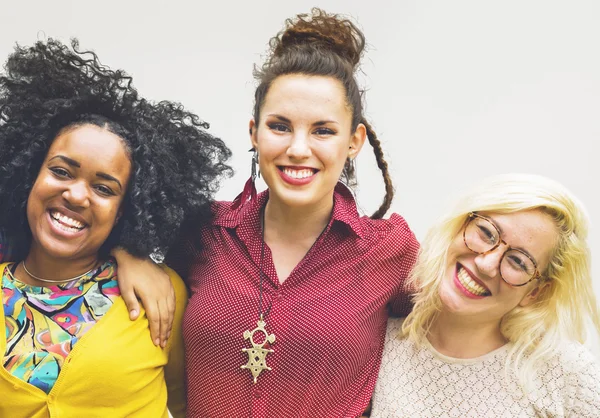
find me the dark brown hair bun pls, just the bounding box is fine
[270,8,365,69]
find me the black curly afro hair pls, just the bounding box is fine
[0,38,232,259]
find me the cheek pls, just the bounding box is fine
[94,198,126,230]
[26,176,51,218]
[446,236,465,263]
[314,142,348,171]
[496,283,533,309]
[107,201,124,223]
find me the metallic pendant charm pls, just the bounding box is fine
[241,316,275,383]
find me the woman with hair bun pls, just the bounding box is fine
[372,174,600,417]
[117,8,419,417]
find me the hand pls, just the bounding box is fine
[112,248,176,347]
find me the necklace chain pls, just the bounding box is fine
[242,207,330,383]
[20,260,97,284]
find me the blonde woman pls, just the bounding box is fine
[371,174,600,417]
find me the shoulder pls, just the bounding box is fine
[332,183,418,249]
[211,199,234,220]
[538,342,600,413]
[385,317,406,339]
[210,193,265,229]
[356,213,419,271]
[381,318,411,355]
[360,213,417,248]
[551,341,600,375]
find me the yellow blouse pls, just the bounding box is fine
[0,262,187,418]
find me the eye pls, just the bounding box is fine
[49,167,71,178]
[94,184,116,196]
[507,253,530,273]
[268,123,290,133]
[477,224,498,244]
[314,127,336,136]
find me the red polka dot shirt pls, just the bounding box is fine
[167,183,419,417]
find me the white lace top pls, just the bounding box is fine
[371,318,600,417]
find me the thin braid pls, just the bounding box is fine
[361,118,394,219]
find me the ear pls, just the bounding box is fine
[519,282,550,307]
[114,208,123,226]
[349,123,367,160]
[249,119,258,150]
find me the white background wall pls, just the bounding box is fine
[1,0,598,354]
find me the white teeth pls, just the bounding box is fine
[283,168,314,179]
[50,211,85,230]
[457,267,489,296]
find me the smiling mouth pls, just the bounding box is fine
[457,265,491,297]
[49,210,86,233]
[278,166,317,179]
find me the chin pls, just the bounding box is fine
[270,185,327,208]
[32,235,88,260]
[438,278,470,314]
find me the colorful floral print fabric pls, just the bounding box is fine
[2,259,119,393]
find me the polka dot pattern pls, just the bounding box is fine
[372,318,600,417]
[167,184,419,417]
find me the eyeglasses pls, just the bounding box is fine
[462,212,542,287]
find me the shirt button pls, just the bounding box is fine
[254,389,262,399]
[276,293,283,301]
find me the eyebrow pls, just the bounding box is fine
[48,155,80,167]
[267,114,339,125]
[48,155,123,191]
[96,172,123,191]
[487,215,538,264]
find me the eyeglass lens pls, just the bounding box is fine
[464,216,536,285]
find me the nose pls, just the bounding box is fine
[473,244,506,279]
[62,180,91,208]
[286,130,312,160]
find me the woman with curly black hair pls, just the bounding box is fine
[0,39,231,417]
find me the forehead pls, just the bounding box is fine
[483,210,558,265]
[263,74,350,121]
[47,124,131,177]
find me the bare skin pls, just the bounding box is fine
[263,192,332,284]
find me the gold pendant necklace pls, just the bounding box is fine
[241,314,275,383]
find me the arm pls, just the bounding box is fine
[162,266,188,418]
[383,215,420,317]
[112,247,175,347]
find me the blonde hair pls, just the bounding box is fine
[402,173,600,388]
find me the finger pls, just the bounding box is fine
[158,298,171,348]
[164,285,176,344]
[145,301,162,346]
[120,281,141,321]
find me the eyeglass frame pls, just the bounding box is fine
[462,212,543,287]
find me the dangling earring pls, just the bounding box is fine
[348,157,357,175]
[341,156,358,188]
[231,148,260,210]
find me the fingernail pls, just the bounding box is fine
[155,338,160,346]
[161,341,167,348]
[130,309,138,317]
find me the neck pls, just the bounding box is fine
[263,193,333,245]
[428,312,507,359]
[18,244,99,287]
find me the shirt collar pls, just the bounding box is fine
[213,182,365,239]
